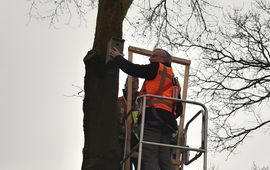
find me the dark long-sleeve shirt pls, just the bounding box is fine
[114,55,160,80]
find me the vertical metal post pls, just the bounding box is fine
[203,108,208,170]
[137,96,147,170]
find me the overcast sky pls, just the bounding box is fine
[0,0,269,170]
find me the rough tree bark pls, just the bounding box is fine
[82,0,132,170]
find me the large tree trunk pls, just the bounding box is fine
[82,1,132,170]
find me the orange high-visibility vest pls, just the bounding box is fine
[139,63,177,116]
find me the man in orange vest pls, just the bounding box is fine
[110,47,182,170]
[117,77,139,170]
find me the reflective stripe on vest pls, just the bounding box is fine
[139,63,176,116]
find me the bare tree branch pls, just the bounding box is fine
[29,0,270,157]
[188,0,270,153]
[210,120,270,154]
[28,0,97,26]
[124,0,217,49]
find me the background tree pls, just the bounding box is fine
[251,162,269,170]
[125,0,270,155]
[28,0,270,168]
[183,0,270,154]
[28,0,214,169]
[207,162,270,170]
[30,0,132,169]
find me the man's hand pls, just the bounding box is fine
[109,47,124,59]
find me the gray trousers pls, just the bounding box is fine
[141,123,175,170]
